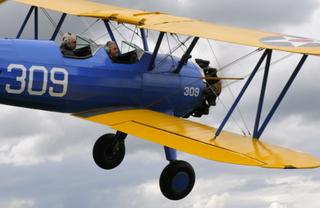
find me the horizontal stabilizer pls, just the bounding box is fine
[74,109,320,169]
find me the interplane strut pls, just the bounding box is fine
[215,49,308,139]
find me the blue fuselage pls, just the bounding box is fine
[0,39,205,116]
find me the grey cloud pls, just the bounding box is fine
[0,0,319,207]
[99,0,318,29]
[0,152,319,208]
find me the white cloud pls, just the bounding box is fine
[269,202,288,208]
[192,193,230,208]
[0,135,63,166]
[0,199,35,208]
[0,0,319,207]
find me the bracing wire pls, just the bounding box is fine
[175,34,189,50]
[166,33,177,66]
[111,22,129,42]
[207,39,221,68]
[40,8,64,38]
[79,18,100,36]
[93,24,123,42]
[129,26,138,46]
[207,40,252,136]
[122,24,141,38]
[207,83,248,136]
[219,48,263,72]
[157,36,191,67]
[223,53,293,88]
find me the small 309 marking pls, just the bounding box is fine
[184,87,200,97]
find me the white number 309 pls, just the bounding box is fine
[5,64,68,97]
[184,87,200,97]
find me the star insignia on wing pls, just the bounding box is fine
[260,36,320,48]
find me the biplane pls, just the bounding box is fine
[0,0,319,201]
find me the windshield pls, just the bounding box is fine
[121,41,144,60]
[76,35,100,55]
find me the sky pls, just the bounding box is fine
[0,0,320,208]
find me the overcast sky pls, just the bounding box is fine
[0,0,320,208]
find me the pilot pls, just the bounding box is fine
[105,41,137,64]
[105,41,119,60]
[60,32,77,56]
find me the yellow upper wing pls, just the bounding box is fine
[12,0,320,55]
[73,109,320,169]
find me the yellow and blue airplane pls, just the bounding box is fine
[1,0,320,200]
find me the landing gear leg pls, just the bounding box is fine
[92,131,127,170]
[159,147,195,200]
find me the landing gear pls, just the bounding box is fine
[92,135,195,200]
[92,132,127,169]
[159,160,195,200]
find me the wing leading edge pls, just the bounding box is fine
[11,0,320,55]
[73,109,320,169]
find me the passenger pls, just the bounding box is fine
[105,41,137,64]
[60,32,77,56]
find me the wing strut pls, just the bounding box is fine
[140,28,149,51]
[255,54,308,138]
[104,20,119,48]
[17,6,66,41]
[148,32,165,71]
[50,13,67,41]
[16,6,35,39]
[174,37,199,73]
[215,49,270,138]
[215,49,308,139]
[253,50,272,137]
[34,6,38,39]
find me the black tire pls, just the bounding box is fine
[159,160,195,200]
[92,133,125,170]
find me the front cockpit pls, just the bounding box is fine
[61,35,101,59]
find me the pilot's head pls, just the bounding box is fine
[62,32,77,50]
[105,41,119,58]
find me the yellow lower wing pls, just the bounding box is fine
[73,109,320,169]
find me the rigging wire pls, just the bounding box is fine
[206,39,220,68]
[129,26,138,46]
[206,40,252,136]
[79,18,100,36]
[223,53,293,88]
[122,24,141,38]
[175,34,189,50]
[219,48,263,72]
[184,47,250,136]
[93,24,123,42]
[157,36,191,67]
[165,33,176,65]
[110,22,129,42]
[207,82,248,136]
[40,8,64,38]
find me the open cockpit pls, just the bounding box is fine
[60,34,144,64]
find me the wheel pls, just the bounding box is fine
[159,160,195,200]
[92,133,125,170]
